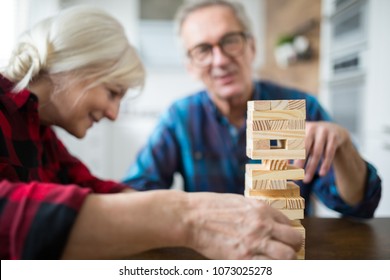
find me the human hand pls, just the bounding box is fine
[293,121,350,183]
[184,192,303,259]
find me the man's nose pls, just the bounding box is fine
[211,45,231,66]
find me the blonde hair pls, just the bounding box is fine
[2,5,145,93]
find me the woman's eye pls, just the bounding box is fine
[108,90,117,100]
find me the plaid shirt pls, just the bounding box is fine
[0,75,127,259]
[123,80,381,218]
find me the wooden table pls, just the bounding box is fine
[128,217,390,260]
[303,217,390,259]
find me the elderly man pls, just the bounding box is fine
[123,0,381,218]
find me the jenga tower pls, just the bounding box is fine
[245,100,306,259]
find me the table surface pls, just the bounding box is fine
[128,217,390,260]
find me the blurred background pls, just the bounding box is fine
[1,0,389,217]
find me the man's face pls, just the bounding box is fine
[181,5,255,103]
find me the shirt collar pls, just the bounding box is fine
[252,80,262,100]
[202,80,259,125]
[201,90,225,123]
[0,74,37,110]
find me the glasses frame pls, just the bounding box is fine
[187,31,250,67]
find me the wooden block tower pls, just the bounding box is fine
[245,100,306,259]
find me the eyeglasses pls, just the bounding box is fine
[187,31,249,67]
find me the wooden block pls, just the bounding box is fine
[252,179,271,189]
[246,164,268,172]
[287,139,305,150]
[248,110,306,121]
[253,139,270,150]
[247,179,287,190]
[248,129,305,140]
[247,148,305,160]
[297,247,305,260]
[247,139,271,151]
[269,120,289,130]
[247,100,271,111]
[248,163,302,174]
[292,223,306,237]
[270,179,287,188]
[253,196,305,209]
[249,165,304,181]
[249,120,289,131]
[249,120,271,131]
[245,181,301,197]
[288,119,305,130]
[286,196,305,209]
[271,100,289,110]
[262,160,288,170]
[288,100,306,111]
[290,219,303,227]
[245,171,268,189]
[279,209,304,220]
[294,224,306,260]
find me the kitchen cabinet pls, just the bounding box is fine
[320,0,390,216]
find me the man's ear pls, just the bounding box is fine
[249,36,256,57]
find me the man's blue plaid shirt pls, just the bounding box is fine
[123,80,381,217]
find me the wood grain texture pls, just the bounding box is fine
[245,181,301,197]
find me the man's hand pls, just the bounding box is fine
[294,121,350,183]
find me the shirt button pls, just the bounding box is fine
[194,151,203,160]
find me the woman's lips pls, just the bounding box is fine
[89,114,99,127]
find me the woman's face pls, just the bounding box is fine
[46,79,125,138]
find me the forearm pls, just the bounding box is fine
[61,190,190,259]
[61,191,303,260]
[333,137,367,206]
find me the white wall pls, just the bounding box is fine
[0,1,17,67]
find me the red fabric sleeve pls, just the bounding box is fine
[0,180,90,259]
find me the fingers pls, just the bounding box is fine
[304,124,326,183]
[249,220,302,260]
[271,222,303,252]
[255,238,298,260]
[293,159,305,169]
[191,195,303,260]
[319,132,337,176]
[247,199,291,225]
[246,201,303,259]
[303,122,344,182]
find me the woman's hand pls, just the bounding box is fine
[185,192,303,259]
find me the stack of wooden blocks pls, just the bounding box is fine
[245,99,306,259]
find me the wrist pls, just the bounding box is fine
[170,191,195,248]
[179,192,198,249]
[337,126,353,153]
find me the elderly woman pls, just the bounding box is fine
[0,6,301,260]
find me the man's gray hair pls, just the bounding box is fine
[174,0,253,36]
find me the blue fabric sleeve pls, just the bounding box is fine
[122,107,180,190]
[300,91,382,218]
[312,162,382,218]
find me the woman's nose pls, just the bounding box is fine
[105,100,120,121]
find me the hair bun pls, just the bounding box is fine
[7,42,42,85]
